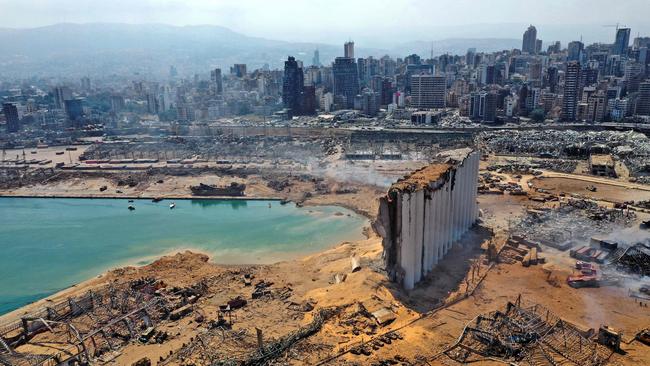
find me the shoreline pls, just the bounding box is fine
[0,193,379,221]
[0,198,372,320]
[0,232,372,324]
[0,193,283,201]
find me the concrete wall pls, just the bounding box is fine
[374,149,480,290]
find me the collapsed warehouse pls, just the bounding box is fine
[80,129,472,165]
[477,130,650,182]
[610,243,650,277]
[374,148,480,289]
[443,297,613,366]
[0,278,207,366]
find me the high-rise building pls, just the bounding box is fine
[282,56,304,117]
[548,41,561,54]
[405,54,421,65]
[312,49,321,66]
[2,102,19,133]
[344,41,355,59]
[568,41,584,62]
[469,91,497,122]
[480,64,496,85]
[522,25,537,54]
[53,86,72,110]
[370,76,394,106]
[580,65,599,88]
[411,74,446,109]
[613,28,631,56]
[110,95,125,113]
[81,77,91,92]
[624,62,644,93]
[405,64,434,91]
[381,78,393,106]
[333,57,360,109]
[586,92,607,122]
[525,88,541,112]
[210,68,223,94]
[636,81,650,116]
[357,57,367,87]
[609,98,629,120]
[64,98,84,124]
[633,37,650,49]
[562,61,581,121]
[320,92,334,112]
[231,64,247,77]
[357,89,379,116]
[466,48,477,68]
[302,85,317,115]
[546,66,559,93]
[484,92,497,122]
[639,47,649,72]
[146,93,159,114]
[528,62,543,84]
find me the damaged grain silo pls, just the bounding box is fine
[373,148,480,290]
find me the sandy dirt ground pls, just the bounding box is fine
[1,165,650,366]
[0,173,383,217]
[532,173,650,202]
[532,176,650,204]
[2,145,90,167]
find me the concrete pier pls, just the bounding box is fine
[374,148,480,290]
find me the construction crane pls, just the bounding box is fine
[602,23,628,30]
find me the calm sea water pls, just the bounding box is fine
[0,197,367,315]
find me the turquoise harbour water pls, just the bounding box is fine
[0,197,367,315]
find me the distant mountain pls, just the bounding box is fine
[0,23,522,79]
[392,38,521,57]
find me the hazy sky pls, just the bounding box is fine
[2,0,649,45]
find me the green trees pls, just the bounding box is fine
[530,108,546,123]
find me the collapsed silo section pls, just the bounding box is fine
[373,149,480,290]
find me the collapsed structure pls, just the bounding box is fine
[444,296,612,365]
[374,148,480,289]
[0,278,207,366]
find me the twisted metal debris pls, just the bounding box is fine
[444,296,613,366]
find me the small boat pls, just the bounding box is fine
[128,205,135,211]
[169,202,176,209]
[128,199,134,203]
[268,203,272,208]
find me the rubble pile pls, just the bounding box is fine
[487,163,542,175]
[512,202,634,250]
[267,178,292,192]
[478,130,650,177]
[0,277,207,366]
[565,198,636,223]
[478,173,527,195]
[161,306,344,366]
[82,135,343,164]
[611,243,650,276]
[534,159,579,173]
[0,167,58,189]
[487,159,577,174]
[443,297,612,365]
[636,200,650,210]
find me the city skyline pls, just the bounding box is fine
[1,2,650,365]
